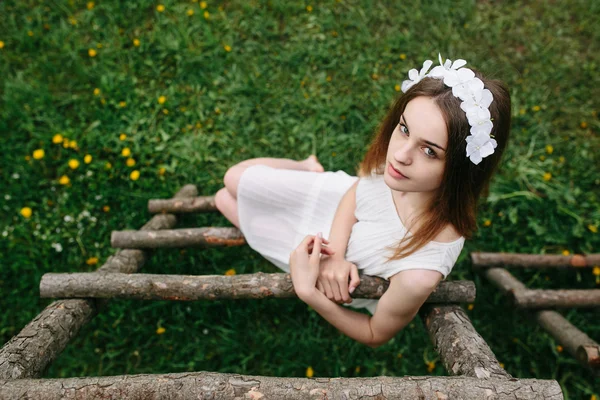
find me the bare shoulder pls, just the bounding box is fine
[433,224,462,243]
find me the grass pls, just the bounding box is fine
[1,0,599,398]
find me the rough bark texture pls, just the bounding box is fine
[536,310,600,371]
[471,252,598,269]
[0,185,198,380]
[420,304,511,380]
[0,372,563,400]
[148,195,215,213]
[513,289,600,309]
[111,227,246,248]
[40,272,476,303]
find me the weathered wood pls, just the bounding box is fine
[420,304,511,379]
[536,310,600,370]
[111,227,246,248]
[39,272,476,303]
[484,267,600,372]
[0,185,198,380]
[513,289,600,309]
[148,195,215,213]
[0,371,563,400]
[471,252,598,269]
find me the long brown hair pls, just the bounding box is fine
[356,72,511,261]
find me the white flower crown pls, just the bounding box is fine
[401,54,496,165]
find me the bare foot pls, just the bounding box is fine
[302,154,325,173]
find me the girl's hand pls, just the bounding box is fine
[289,233,334,299]
[316,255,361,304]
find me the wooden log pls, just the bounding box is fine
[484,267,600,371]
[536,310,600,370]
[513,289,600,309]
[420,304,511,379]
[111,227,245,248]
[0,185,198,380]
[39,272,476,303]
[0,372,563,400]
[471,252,599,269]
[148,195,215,213]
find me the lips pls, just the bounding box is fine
[390,163,408,178]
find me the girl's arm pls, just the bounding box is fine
[299,269,442,348]
[326,179,359,259]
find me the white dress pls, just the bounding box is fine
[237,165,465,315]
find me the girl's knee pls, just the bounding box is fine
[223,165,247,198]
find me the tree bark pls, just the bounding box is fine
[471,252,598,269]
[0,185,198,380]
[512,289,600,309]
[0,372,563,400]
[111,227,246,248]
[420,304,511,379]
[40,272,476,303]
[148,195,215,213]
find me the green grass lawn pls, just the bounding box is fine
[1,0,599,398]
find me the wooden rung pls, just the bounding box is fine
[148,195,216,213]
[420,304,511,379]
[39,272,476,304]
[471,252,599,269]
[0,372,563,399]
[111,227,245,248]
[484,267,600,372]
[0,184,199,380]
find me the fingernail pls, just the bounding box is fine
[317,232,322,239]
[349,287,355,293]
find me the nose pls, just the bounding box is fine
[394,143,412,165]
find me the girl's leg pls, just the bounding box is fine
[214,188,240,229]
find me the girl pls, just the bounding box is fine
[215,55,511,348]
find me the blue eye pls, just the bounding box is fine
[397,123,437,159]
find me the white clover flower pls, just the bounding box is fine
[64,215,73,223]
[401,59,433,92]
[51,242,63,252]
[466,132,497,165]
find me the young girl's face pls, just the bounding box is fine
[384,96,448,194]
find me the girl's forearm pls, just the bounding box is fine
[327,179,359,260]
[299,288,376,348]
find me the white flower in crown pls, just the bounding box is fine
[401,59,433,92]
[465,131,497,165]
[461,88,494,136]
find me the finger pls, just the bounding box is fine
[348,264,360,295]
[336,278,350,304]
[310,233,322,263]
[316,280,325,293]
[322,278,335,301]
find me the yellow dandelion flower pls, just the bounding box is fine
[332,152,337,157]
[519,108,526,115]
[580,121,588,129]
[158,96,166,104]
[0,41,4,49]
[539,155,546,161]
[86,257,99,265]
[593,266,600,276]
[468,303,474,310]
[156,326,166,335]
[130,170,140,180]
[200,1,207,9]
[326,75,332,82]
[394,84,401,92]
[204,10,210,19]
[399,53,406,60]
[59,175,70,185]
[355,366,360,373]
[545,144,553,154]
[591,395,597,400]
[119,133,127,141]
[84,154,92,164]
[119,101,126,108]
[100,98,106,104]
[224,44,231,52]
[331,30,338,37]
[195,122,202,128]
[306,5,313,12]
[93,88,100,96]
[126,158,136,167]
[68,159,80,169]
[371,73,379,80]
[156,4,165,12]
[102,205,110,212]
[588,225,598,233]
[187,9,194,16]
[87,2,95,10]
[162,108,169,115]
[499,362,504,368]
[133,38,140,47]
[121,147,131,157]
[20,207,32,218]
[157,167,166,176]
[214,107,221,114]
[427,361,435,372]
[69,16,77,25]
[562,250,570,256]
[543,172,552,181]
[88,48,97,57]
[63,139,70,148]
[305,366,314,378]
[556,345,563,353]
[484,219,492,227]
[532,105,541,112]
[225,268,236,276]
[559,156,565,163]
[69,140,78,149]
[105,162,112,169]
[33,149,45,159]
[397,353,403,358]
[27,31,34,37]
